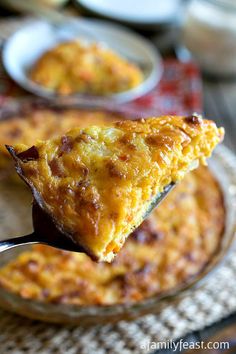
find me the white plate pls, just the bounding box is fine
[76,0,182,27]
[2,19,163,104]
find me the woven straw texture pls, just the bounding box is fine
[0,18,235,354]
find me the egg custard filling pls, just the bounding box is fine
[0,109,123,174]
[29,40,143,95]
[7,115,224,262]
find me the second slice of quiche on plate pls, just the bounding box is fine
[7,115,224,262]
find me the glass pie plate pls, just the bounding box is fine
[0,100,235,325]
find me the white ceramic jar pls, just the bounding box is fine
[182,0,236,76]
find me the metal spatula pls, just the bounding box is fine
[0,184,174,254]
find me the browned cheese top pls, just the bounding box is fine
[9,115,224,261]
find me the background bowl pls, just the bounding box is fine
[2,19,162,104]
[74,0,183,30]
[0,100,235,325]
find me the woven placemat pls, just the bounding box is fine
[0,18,235,354]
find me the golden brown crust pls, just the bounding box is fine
[0,167,225,305]
[7,115,224,262]
[29,40,143,95]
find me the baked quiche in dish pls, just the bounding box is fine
[7,115,224,262]
[29,40,143,96]
[0,166,225,304]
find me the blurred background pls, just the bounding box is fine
[0,1,236,353]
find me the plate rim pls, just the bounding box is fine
[2,18,163,104]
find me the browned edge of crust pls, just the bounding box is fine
[5,145,100,262]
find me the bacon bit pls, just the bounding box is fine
[8,127,22,139]
[184,252,196,262]
[131,118,144,122]
[117,263,154,297]
[110,211,119,220]
[185,114,203,125]
[134,263,153,277]
[75,183,100,212]
[119,135,136,150]
[75,132,92,144]
[17,146,39,162]
[27,260,39,273]
[115,121,122,127]
[49,158,65,177]
[146,134,174,148]
[131,219,164,244]
[78,197,100,211]
[119,155,129,161]
[41,289,50,298]
[106,160,124,178]
[59,135,73,155]
[76,180,90,190]
[26,167,38,177]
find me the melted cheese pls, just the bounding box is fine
[9,115,224,261]
[29,40,143,95]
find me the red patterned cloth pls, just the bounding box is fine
[0,59,202,115]
[125,60,202,116]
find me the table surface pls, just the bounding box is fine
[204,79,236,153]
[0,5,236,354]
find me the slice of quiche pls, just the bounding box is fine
[6,115,224,262]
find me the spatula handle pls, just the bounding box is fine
[0,233,39,253]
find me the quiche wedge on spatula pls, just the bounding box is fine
[7,115,224,262]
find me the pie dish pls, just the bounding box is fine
[0,166,225,305]
[0,101,234,325]
[7,115,223,261]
